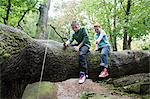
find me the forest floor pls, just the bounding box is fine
[56,79,138,99]
[23,78,141,99]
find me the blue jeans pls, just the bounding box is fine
[71,44,89,74]
[99,45,110,68]
[79,45,89,74]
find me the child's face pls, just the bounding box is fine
[94,26,100,33]
[71,24,80,32]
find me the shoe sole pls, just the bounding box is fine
[99,74,109,78]
[78,78,86,84]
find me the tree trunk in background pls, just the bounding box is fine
[123,0,131,50]
[123,29,128,50]
[35,0,51,39]
[128,36,132,49]
[0,24,150,98]
[103,0,114,51]
[112,0,117,51]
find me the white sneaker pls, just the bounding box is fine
[100,63,105,66]
[86,75,88,78]
[79,72,86,84]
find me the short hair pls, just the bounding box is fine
[94,22,100,27]
[71,21,80,26]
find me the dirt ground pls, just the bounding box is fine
[56,79,134,99]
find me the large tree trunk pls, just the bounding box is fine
[35,0,51,39]
[0,24,150,98]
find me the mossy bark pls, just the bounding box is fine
[0,24,150,98]
[109,73,150,94]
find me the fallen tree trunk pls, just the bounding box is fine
[0,24,150,98]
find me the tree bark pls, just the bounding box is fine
[0,24,150,98]
[123,0,131,50]
[123,29,128,50]
[128,36,132,49]
[35,0,51,39]
[113,0,117,51]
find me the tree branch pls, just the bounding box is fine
[4,0,11,24]
[17,1,38,27]
[1,16,6,24]
[49,24,66,44]
[120,0,126,14]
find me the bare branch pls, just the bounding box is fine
[49,24,66,44]
[120,0,126,14]
[17,1,38,27]
[4,0,11,24]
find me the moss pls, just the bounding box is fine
[3,53,11,59]
[80,92,95,99]
[0,29,28,63]
[22,82,57,99]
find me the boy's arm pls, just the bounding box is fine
[65,34,74,46]
[95,44,99,51]
[74,41,83,51]
[94,34,99,51]
[96,30,105,44]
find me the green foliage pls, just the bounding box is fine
[141,39,150,50]
[21,11,39,38]
[0,0,37,26]
[74,0,150,50]
[0,0,149,50]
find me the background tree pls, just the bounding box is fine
[35,0,51,39]
[0,0,149,50]
[0,0,38,28]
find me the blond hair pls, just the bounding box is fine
[94,22,100,27]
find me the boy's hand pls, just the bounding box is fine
[95,48,99,51]
[63,43,67,50]
[74,46,79,52]
[65,40,70,47]
[95,40,99,44]
[95,44,99,51]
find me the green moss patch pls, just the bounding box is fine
[0,26,30,64]
[22,81,57,99]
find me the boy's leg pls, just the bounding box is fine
[79,46,89,73]
[100,46,110,68]
[99,46,110,77]
[79,45,89,83]
[100,48,105,66]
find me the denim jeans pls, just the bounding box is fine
[99,45,110,68]
[71,44,89,74]
[79,45,89,74]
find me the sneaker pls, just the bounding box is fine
[79,72,86,84]
[100,63,105,66]
[86,75,88,78]
[99,68,109,78]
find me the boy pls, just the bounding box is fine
[94,22,110,78]
[65,21,91,84]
